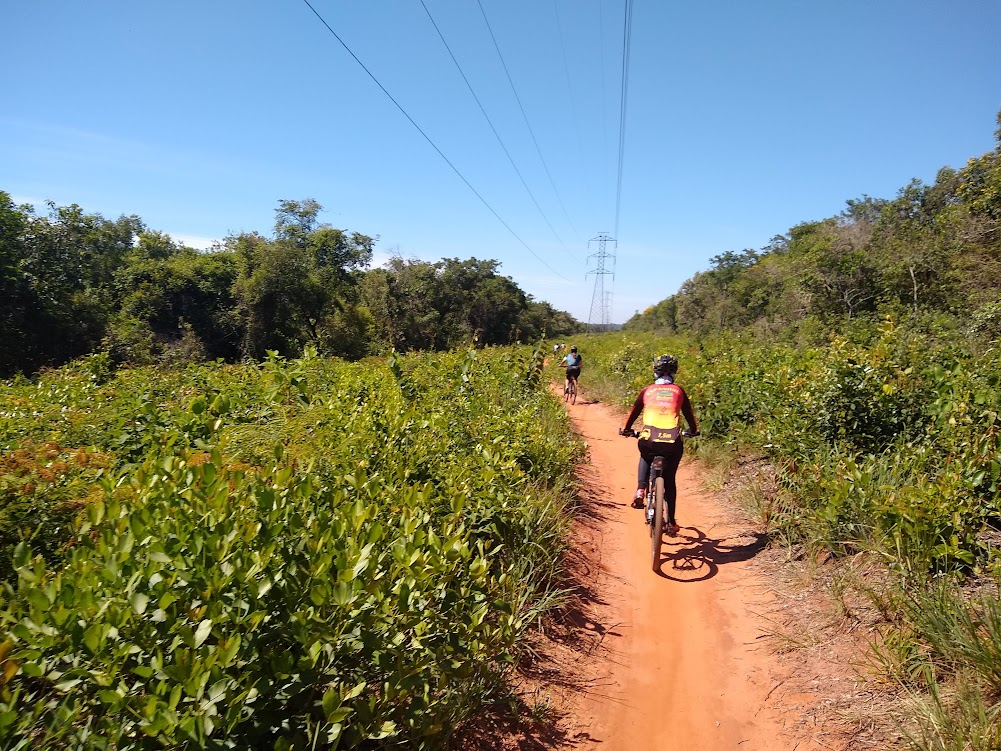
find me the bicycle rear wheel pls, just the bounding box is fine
[570,378,577,404]
[650,476,664,571]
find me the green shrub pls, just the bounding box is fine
[581,322,1001,572]
[0,345,583,748]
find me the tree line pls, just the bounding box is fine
[625,110,1001,341]
[0,196,579,376]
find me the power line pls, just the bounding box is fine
[299,0,572,282]
[476,0,582,244]
[418,0,577,262]
[552,0,587,199]
[613,0,634,239]
[598,0,608,201]
[607,0,633,325]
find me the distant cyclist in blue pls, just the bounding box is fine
[560,345,583,394]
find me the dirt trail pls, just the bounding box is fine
[555,391,843,751]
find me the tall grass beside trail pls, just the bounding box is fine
[0,345,584,750]
[579,324,1001,749]
[582,324,1001,573]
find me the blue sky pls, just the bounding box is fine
[2,1,1000,323]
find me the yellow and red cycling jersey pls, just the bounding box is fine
[624,381,697,443]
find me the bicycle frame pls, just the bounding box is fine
[563,369,578,404]
[645,456,666,522]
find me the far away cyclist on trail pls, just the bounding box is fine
[619,354,699,536]
[559,345,583,394]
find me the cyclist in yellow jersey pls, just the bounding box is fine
[619,355,699,535]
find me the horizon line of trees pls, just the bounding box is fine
[625,109,1001,341]
[0,195,580,377]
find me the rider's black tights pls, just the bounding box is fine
[637,438,684,524]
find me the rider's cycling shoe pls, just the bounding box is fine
[667,522,680,536]
[631,489,645,509]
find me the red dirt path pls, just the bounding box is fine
[551,391,848,751]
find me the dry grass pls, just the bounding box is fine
[690,450,923,750]
[696,445,1001,751]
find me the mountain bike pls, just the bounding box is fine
[619,428,695,571]
[563,368,579,404]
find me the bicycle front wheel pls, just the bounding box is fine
[650,476,664,571]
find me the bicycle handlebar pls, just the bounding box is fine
[618,428,699,439]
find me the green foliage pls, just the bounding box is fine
[908,583,1001,693]
[359,258,580,354]
[0,442,110,583]
[0,194,145,375]
[0,194,579,377]
[0,347,582,748]
[901,581,1001,751]
[110,248,241,364]
[1,458,520,748]
[583,322,1001,573]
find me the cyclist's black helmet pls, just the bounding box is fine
[570,345,577,352]
[653,354,678,378]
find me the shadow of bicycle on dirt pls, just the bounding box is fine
[653,526,768,582]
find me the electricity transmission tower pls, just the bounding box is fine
[586,234,616,332]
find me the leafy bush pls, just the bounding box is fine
[581,322,1001,572]
[0,345,583,749]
